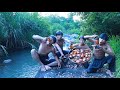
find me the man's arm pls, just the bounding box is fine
[84,35,98,43]
[32,35,44,43]
[54,43,64,56]
[72,44,80,49]
[52,48,61,68]
[72,44,78,47]
[102,44,115,56]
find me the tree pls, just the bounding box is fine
[0,12,51,50]
[76,12,120,35]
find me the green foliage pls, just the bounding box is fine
[64,28,80,35]
[76,12,120,35]
[108,35,120,77]
[0,12,51,50]
[46,14,80,35]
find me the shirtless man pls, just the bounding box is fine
[72,36,91,51]
[71,36,92,68]
[84,33,115,77]
[54,31,71,60]
[31,35,61,71]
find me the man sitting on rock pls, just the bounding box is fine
[54,30,72,63]
[31,35,61,71]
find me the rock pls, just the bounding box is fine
[3,59,12,64]
[71,34,79,39]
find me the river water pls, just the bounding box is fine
[0,35,72,78]
[0,49,40,78]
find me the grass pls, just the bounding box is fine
[108,35,120,78]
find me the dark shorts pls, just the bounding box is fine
[56,50,69,58]
[39,54,55,65]
[86,55,116,73]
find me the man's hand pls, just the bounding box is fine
[45,65,52,70]
[106,70,114,78]
[92,35,98,38]
[41,65,46,71]
[61,55,67,60]
[32,35,43,43]
[60,55,64,59]
[58,62,61,68]
[92,45,102,50]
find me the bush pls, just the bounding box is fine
[0,12,51,50]
[108,35,120,77]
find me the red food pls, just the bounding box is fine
[83,58,86,62]
[76,60,80,63]
[69,48,92,63]
[85,54,88,57]
[88,55,91,57]
[86,58,90,61]
[77,54,80,57]
[80,49,84,53]
[81,53,84,57]
[79,59,83,62]
[96,40,99,45]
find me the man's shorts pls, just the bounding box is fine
[39,54,55,65]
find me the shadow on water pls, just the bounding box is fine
[0,49,40,78]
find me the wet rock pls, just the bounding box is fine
[3,59,12,64]
[35,65,111,78]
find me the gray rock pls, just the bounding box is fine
[3,59,12,64]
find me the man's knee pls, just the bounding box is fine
[31,49,39,58]
[82,62,89,69]
[86,68,98,73]
[107,55,116,64]
[107,55,116,72]
[31,49,36,54]
[63,50,69,55]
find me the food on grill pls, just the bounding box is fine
[69,49,91,64]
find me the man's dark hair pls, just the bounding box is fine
[56,30,63,36]
[79,36,86,41]
[99,33,109,41]
[50,35,56,43]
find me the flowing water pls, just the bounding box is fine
[0,49,40,78]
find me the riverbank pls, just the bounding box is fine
[0,49,39,78]
[35,60,111,78]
